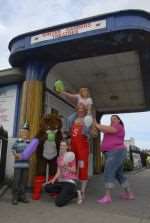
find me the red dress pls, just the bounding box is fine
[71,122,89,180]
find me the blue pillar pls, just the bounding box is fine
[25,61,50,81]
[20,61,53,184]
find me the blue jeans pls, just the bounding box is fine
[67,112,77,130]
[104,149,129,189]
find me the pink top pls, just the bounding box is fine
[76,94,93,108]
[57,154,78,181]
[101,123,126,152]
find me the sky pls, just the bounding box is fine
[0,0,150,149]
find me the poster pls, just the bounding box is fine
[0,85,18,137]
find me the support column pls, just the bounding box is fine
[19,61,50,185]
[93,112,103,174]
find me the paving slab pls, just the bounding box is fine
[1,169,150,223]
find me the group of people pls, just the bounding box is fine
[11,86,135,207]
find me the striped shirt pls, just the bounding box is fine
[12,139,30,168]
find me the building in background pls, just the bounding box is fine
[125,137,142,169]
[125,137,135,150]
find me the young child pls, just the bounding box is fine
[44,140,80,207]
[11,124,30,205]
[61,88,93,132]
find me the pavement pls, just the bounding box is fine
[0,168,150,223]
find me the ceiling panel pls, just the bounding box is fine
[48,50,145,113]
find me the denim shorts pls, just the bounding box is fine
[103,148,129,189]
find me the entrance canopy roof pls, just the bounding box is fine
[9,10,150,114]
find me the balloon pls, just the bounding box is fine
[21,138,39,160]
[54,80,64,93]
[84,115,93,127]
[63,152,75,164]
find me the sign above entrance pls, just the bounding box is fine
[31,19,106,44]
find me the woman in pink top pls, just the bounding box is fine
[44,140,78,207]
[95,115,135,204]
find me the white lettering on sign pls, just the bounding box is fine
[31,19,106,44]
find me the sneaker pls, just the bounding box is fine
[77,197,83,205]
[128,192,135,200]
[120,192,135,200]
[77,190,83,205]
[97,195,112,204]
[12,199,18,205]
[18,197,29,203]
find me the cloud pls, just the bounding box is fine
[135,139,150,150]
[0,0,76,69]
[0,23,6,33]
[80,0,150,18]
